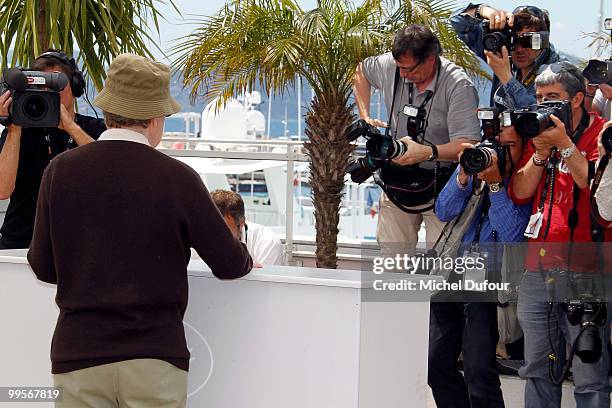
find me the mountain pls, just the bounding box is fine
[68,50,588,136]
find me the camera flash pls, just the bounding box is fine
[478,110,495,120]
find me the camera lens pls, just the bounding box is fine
[347,157,380,184]
[514,111,552,139]
[483,32,507,52]
[22,94,49,121]
[575,326,603,364]
[602,126,612,154]
[386,139,407,160]
[460,147,494,175]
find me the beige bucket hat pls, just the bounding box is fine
[94,53,181,120]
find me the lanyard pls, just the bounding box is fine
[472,193,495,245]
[537,111,590,238]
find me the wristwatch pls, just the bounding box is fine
[428,145,439,161]
[560,144,576,159]
[488,181,503,193]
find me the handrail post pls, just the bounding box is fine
[285,144,295,265]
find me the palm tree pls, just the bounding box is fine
[0,0,178,90]
[174,0,481,268]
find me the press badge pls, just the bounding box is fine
[524,211,543,239]
[461,250,488,291]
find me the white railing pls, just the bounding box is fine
[159,134,378,265]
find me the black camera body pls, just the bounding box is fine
[512,100,573,139]
[1,67,69,128]
[345,119,407,183]
[563,299,608,363]
[583,59,612,86]
[460,108,508,175]
[402,104,427,137]
[482,23,513,53]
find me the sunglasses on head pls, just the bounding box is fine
[512,5,547,19]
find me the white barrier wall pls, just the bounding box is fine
[0,250,436,408]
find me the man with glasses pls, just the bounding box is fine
[509,62,610,408]
[353,24,480,255]
[451,4,560,109]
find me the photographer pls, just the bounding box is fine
[430,123,531,408]
[353,25,480,255]
[509,62,611,407]
[0,50,105,249]
[451,4,560,109]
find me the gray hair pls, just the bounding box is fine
[535,62,586,99]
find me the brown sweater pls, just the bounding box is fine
[27,140,253,374]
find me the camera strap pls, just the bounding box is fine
[384,67,401,139]
[471,193,494,246]
[407,60,440,143]
[408,83,434,108]
[516,47,551,88]
[536,110,589,220]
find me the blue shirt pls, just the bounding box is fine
[435,167,532,265]
[450,2,560,109]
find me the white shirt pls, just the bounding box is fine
[594,158,612,222]
[593,89,611,121]
[97,128,150,146]
[244,222,284,265]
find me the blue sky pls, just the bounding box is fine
[150,0,609,62]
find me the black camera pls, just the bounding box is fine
[513,31,549,51]
[582,59,612,86]
[345,119,407,183]
[460,108,508,175]
[482,21,549,54]
[403,104,427,137]
[563,299,607,363]
[1,67,69,127]
[512,100,573,139]
[482,23,513,53]
[602,126,612,154]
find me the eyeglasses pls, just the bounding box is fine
[396,60,422,74]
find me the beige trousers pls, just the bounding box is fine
[53,359,187,408]
[376,193,446,256]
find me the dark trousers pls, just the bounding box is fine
[428,302,505,408]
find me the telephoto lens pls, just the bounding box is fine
[367,137,407,160]
[602,126,612,154]
[460,146,495,175]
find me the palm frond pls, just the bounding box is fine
[0,0,177,91]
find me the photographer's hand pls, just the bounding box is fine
[457,143,474,186]
[477,154,504,184]
[59,105,94,146]
[364,117,388,128]
[485,47,512,85]
[0,90,11,117]
[535,115,573,151]
[393,137,431,165]
[0,90,22,199]
[479,6,514,29]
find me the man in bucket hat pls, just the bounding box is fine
[28,54,253,407]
